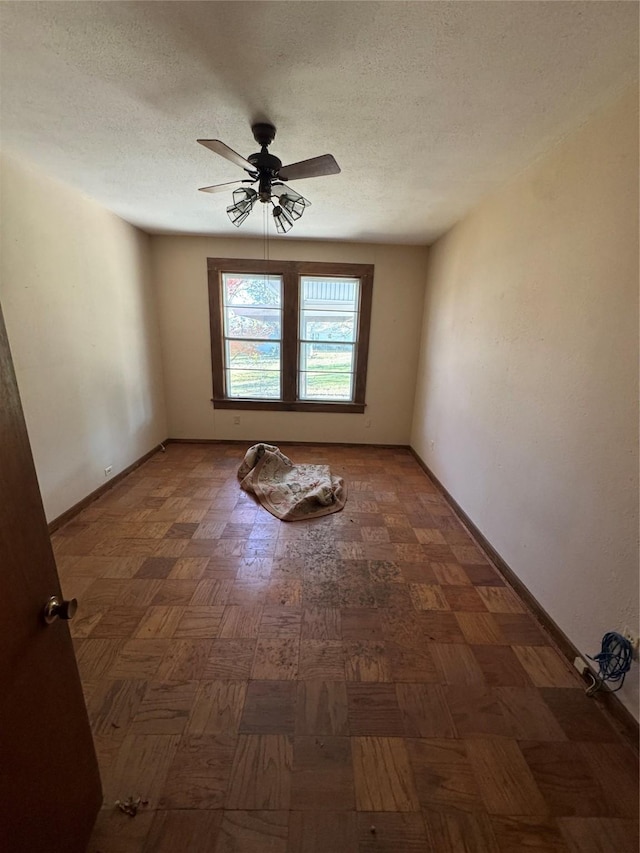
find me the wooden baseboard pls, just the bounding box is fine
[409,446,639,751]
[166,438,411,450]
[48,440,168,533]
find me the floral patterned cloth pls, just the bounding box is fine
[237,443,347,521]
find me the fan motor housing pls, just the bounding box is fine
[248,151,282,173]
[252,122,277,148]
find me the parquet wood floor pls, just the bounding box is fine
[51,444,638,852]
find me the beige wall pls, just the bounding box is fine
[0,153,168,521]
[151,236,428,445]
[411,87,639,718]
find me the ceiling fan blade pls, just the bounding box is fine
[197,139,255,172]
[198,180,250,194]
[278,154,340,182]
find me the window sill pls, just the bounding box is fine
[211,398,366,414]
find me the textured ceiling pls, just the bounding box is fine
[0,1,637,244]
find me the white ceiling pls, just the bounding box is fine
[0,1,637,244]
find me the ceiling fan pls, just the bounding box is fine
[197,123,340,233]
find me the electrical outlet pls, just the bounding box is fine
[573,656,590,676]
[365,418,371,429]
[104,466,113,477]
[233,416,241,426]
[430,440,435,451]
[622,626,640,660]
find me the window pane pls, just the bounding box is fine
[300,343,354,373]
[299,371,353,401]
[227,341,280,371]
[223,274,282,307]
[227,369,281,399]
[225,306,281,339]
[301,277,359,312]
[300,311,357,342]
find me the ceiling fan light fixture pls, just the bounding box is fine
[198,124,339,234]
[278,192,310,221]
[272,204,294,234]
[226,187,258,227]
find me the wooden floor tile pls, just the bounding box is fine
[352,737,419,811]
[368,559,404,582]
[168,556,210,580]
[226,734,293,809]
[90,606,146,638]
[215,810,288,853]
[87,678,146,736]
[396,683,455,738]
[387,640,439,683]
[301,607,341,639]
[442,584,488,612]
[471,645,532,686]
[409,583,450,611]
[341,607,384,640]
[456,612,507,645]
[490,816,568,852]
[266,578,303,606]
[558,817,639,853]
[75,638,124,680]
[356,812,430,852]
[101,733,181,807]
[431,643,486,684]
[157,639,212,680]
[173,605,224,638]
[445,684,511,739]
[424,808,499,853]
[419,611,466,643]
[291,736,355,810]
[190,578,233,605]
[462,563,505,586]
[494,686,567,740]
[519,740,607,816]
[143,810,223,853]
[87,808,155,853]
[296,680,349,736]
[135,606,184,638]
[159,733,237,808]
[347,683,405,736]
[476,585,525,613]
[512,645,578,687]
[344,640,391,681]
[465,738,547,815]
[296,615,345,664]
[130,679,198,734]
[539,688,618,742]
[218,604,263,638]
[114,579,164,608]
[204,639,256,679]
[408,738,483,813]
[260,606,302,638]
[108,639,170,679]
[186,680,247,735]
[493,613,547,645]
[252,638,300,679]
[239,680,297,734]
[287,811,356,853]
[579,742,639,820]
[431,562,472,586]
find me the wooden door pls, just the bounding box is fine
[0,302,102,852]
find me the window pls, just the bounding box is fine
[208,258,374,412]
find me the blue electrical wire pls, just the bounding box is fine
[587,631,633,693]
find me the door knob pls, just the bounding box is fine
[43,595,78,624]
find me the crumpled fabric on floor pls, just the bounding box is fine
[237,443,347,521]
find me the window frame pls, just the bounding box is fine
[207,257,373,413]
